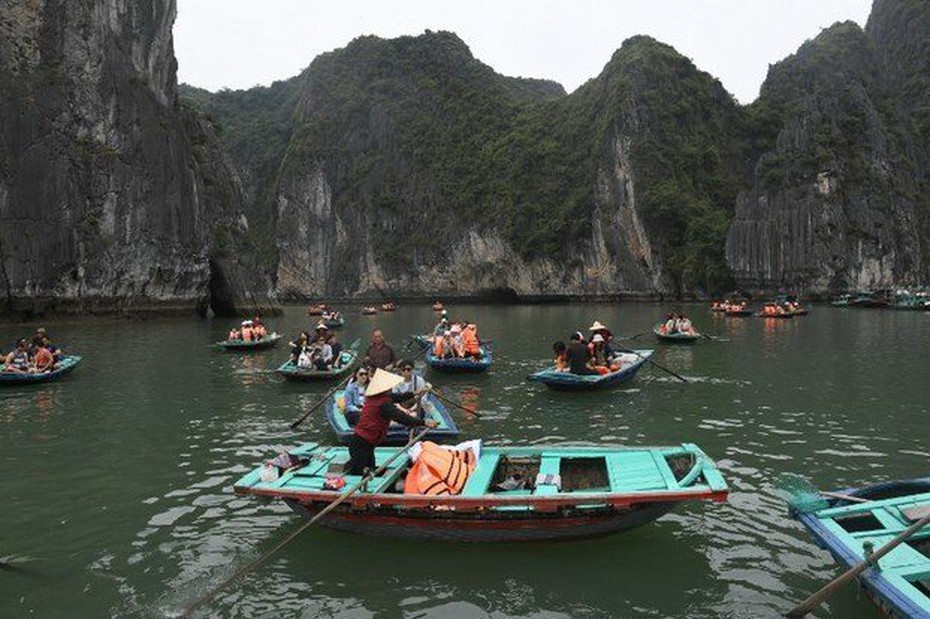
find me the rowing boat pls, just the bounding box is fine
[527,350,653,391]
[277,347,359,381]
[217,333,282,351]
[0,355,82,385]
[788,477,930,618]
[425,346,492,373]
[724,308,753,317]
[324,391,459,445]
[324,317,345,329]
[653,325,701,342]
[234,441,728,542]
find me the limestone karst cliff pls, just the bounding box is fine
[0,0,273,316]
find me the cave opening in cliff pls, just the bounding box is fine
[207,257,238,317]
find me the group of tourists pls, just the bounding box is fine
[431,313,484,360]
[553,321,624,376]
[290,323,344,371]
[760,301,802,316]
[713,300,749,313]
[658,313,697,335]
[2,327,63,374]
[322,310,342,323]
[228,317,269,342]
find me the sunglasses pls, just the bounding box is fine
[402,367,414,372]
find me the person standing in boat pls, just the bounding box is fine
[347,368,438,475]
[364,329,397,370]
[567,332,599,375]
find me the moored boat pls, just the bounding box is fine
[325,391,459,445]
[217,333,282,351]
[0,354,82,385]
[234,441,728,542]
[653,324,700,342]
[786,476,930,619]
[277,347,359,381]
[527,350,653,391]
[425,345,493,373]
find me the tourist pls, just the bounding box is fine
[553,341,569,371]
[290,331,311,362]
[343,367,369,425]
[3,339,31,374]
[241,320,255,342]
[588,320,617,355]
[33,339,55,372]
[393,360,431,397]
[461,323,482,359]
[228,326,242,341]
[567,332,598,375]
[346,369,438,475]
[364,329,397,369]
[328,333,343,368]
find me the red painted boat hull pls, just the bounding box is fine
[284,499,680,542]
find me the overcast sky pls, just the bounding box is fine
[174,0,873,104]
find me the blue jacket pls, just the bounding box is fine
[344,380,365,413]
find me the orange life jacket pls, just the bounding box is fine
[462,327,480,355]
[434,335,444,357]
[403,441,476,495]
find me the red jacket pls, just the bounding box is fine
[353,392,424,445]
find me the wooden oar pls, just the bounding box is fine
[616,347,689,383]
[428,388,481,418]
[786,511,930,617]
[180,426,432,617]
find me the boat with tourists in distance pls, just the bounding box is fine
[234,442,728,542]
[528,350,653,391]
[426,344,493,373]
[277,343,360,381]
[217,333,281,351]
[0,354,82,385]
[786,476,930,619]
[325,391,459,445]
[653,324,701,343]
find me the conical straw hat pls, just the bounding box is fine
[589,320,608,331]
[366,368,405,396]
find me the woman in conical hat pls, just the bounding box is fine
[347,368,438,474]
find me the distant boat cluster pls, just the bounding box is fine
[831,289,930,310]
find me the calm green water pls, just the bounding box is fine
[1,303,928,618]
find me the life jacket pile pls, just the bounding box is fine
[404,441,476,496]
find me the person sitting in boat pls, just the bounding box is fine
[32,340,56,372]
[3,339,32,374]
[393,360,431,396]
[252,318,267,340]
[664,313,678,334]
[461,323,482,359]
[677,315,696,335]
[567,332,599,375]
[449,324,465,358]
[588,320,618,355]
[240,320,255,341]
[364,329,397,370]
[343,367,369,425]
[228,327,242,341]
[588,334,611,373]
[327,333,343,368]
[289,331,310,362]
[433,317,449,338]
[553,341,569,371]
[347,368,438,475]
[435,330,455,359]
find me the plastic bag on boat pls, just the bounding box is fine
[260,462,279,482]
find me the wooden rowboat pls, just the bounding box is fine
[788,477,930,618]
[0,355,82,385]
[234,442,728,542]
[724,308,753,317]
[653,325,701,342]
[217,333,282,351]
[381,302,397,312]
[324,391,459,445]
[277,347,359,381]
[527,350,653,391]
[425,345,492,373]
[361,306,378,315]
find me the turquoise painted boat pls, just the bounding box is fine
[277,347,359,382]
[324,317,345,329]
[234,442,728,542]
[217,333,282,351]
[0,355,82,385]
[653,324,701,343]
[527,350,653,391]
[788,477,930,619]
[324,390,459,445]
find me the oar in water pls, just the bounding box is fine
[615,332,647,341]
[180,426,433,617]
[615,347,688,383]
[428,388,481,418]
[287,339,361,430]
[786,511,930,617]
